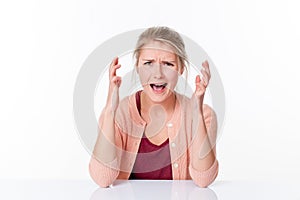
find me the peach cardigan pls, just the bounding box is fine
[89,92,219,188]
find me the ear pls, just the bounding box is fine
[179,64,185,75]
[177,57,184,75]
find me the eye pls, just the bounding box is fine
[143,61,152,65]
[163,62,174,67]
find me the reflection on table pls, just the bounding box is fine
[1,179,299,200]
[90,180,217,200]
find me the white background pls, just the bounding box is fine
[0,0,299,182]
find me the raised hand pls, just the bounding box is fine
[193,60,211,113]
[109,57,122,88]
[106,57,122,112]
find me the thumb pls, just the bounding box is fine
[195,75,201,91]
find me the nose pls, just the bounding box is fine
[153,63,163,79]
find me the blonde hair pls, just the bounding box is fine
[133,26,189,72]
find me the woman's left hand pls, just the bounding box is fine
[193,60,211,112]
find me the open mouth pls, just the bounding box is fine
[150,83,167,93]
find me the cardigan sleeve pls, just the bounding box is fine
[189,104,219,187]
[89,154,120,188]
[89,113,124,188]
[189,159,219,187]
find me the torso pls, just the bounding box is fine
[144,123,169,145]
[139,91,176,146]
[129,91,173,180]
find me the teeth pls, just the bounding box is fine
[150,83,167,92]
[152,83,166,87]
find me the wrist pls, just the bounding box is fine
[103,106,116,118]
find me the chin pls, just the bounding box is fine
[144,86,174,103]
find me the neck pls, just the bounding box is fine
[140,91,176,115]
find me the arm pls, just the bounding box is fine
[189,60,219,187]
[89,57,122,187]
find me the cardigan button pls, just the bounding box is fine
[167,123,173,128]
[171,142,176,148]
[173,162,178,168]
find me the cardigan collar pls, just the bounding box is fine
[127,91,182,138]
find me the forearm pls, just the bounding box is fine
[191,114,216,171]
[189,112,219,188]
[93,108,117,163]
[89,108,121,187]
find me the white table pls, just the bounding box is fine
[1,179,299,200]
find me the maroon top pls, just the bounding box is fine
[129,91,172,180]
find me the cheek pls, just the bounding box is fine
[138,66,151,85]
[162,67,179,87]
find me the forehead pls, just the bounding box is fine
[139,41,177,59]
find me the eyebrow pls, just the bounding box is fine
[141,59,155,61]
[141,59,176,63]
[162,60,176,64]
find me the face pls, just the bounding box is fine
[137,41,183,103]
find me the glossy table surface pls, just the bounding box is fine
[1,179,299,200]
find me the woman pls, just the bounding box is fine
[89,26,218,188]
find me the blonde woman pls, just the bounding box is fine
[89,26,219,188]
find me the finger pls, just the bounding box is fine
[110,57,118,68]
[199,82,206,92]
[198,82,206,93]
[111,76,122,87]
[110,64,121,79]
[117,78,122,87]
[202,60,211,76]
[201,69,210,86]
[195,75,201,90]
[115,77,122,87]
[109,57,119,73]
[195,82,206,96]
[201,67,211,79]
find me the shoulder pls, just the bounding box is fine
[176,92,216,113]
[202,104,218,134]
[115,93,135,121]
[175,93,215,113]
[115,92,145,136]
[115,92,141,128]
[175,92,191,110]
[117,95,132,113]
[202,104,217,121]
[176,92,217,124]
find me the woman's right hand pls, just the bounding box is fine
[106,57,122,113]
[109,57,122,89]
